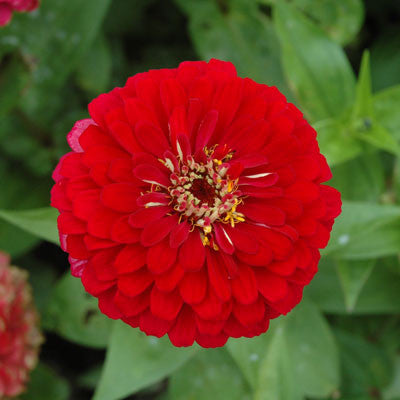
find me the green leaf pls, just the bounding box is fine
[353,50,373,119]
[307,257,400,314]
[335,329,393,396]
[285,0,364,46]
[384,355,400,400]
[273,1,356,121]
[44,273,112,348]
[255,320,299,400]
[354,120,400,158]
[336,259,376,312]
[227,300,339,399]
[175,0,289,94]
[0,159,50,256]
[75,33,112,96]
[374,85,400,141]
[0,207,59,245]
[325,201,400,259]
[94,321,197,400]
[21,363,70,400]
[329,152,385,202]
[315,118,362,166]
[166,349,251,400]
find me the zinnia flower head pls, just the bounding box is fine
[0,252,42,398]
[0,0,39,27]
[51,59,341,348]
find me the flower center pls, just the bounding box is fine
[162,146,245,239]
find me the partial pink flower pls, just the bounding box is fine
[0,252,43,398]
[0,0,39,26]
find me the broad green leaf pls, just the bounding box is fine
[44,273,112,348]
[374,85,400,140]
[290,0,364,45]
[353,120,400,158]
[21,363,70,400]
[175,0,289,93]
[335,329,393,396]
[227,300,339,399]
[325,201,400,259]
[384,356,400,400]
[273,1,356,121]
[283,300,340,398]
[166,349,251,400]
[336,259,376,312]
[0,207,59,245]
[329,152,385,202]
[75,33,112,96]
[255,320,299,400]
[307,257,400,314]
[94,321,197,400]
[315,118,362,166]
[0,158,50,255]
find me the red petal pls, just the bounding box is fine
[139,309,173,338]
[160,78,187,116]
[147,238,177,274]
[169,221,190,248]
[137,192,169,207]
[240,200,285,226]
[129,206,170,228]
[207,251,231,302]
[81,265,115,296]
[90,247,119,281]
[101,183,140,213]
[114,289,150,317]
[150,286,183,321]
[214,224,235,254]
[59,153,88,178]
[195,316,225,335]
[195,332,228,348]
[192,288,222,320]
[87,206,122,239]
[256,270,288,303]
[179,231,206,271]
[58,213,86,235]
[135,121,170,157]
[118,268,153,297]
[233,297,265,326]
[194,110,218,153]
[66,235,90,259]
[224,225,259,254]
[141,215,178,247]
[134,164,170,188]
[236,243,273,267]
[168,306,196,347]
[154,263,185,292]
[114,244,147,274]
[231,263,258,305]
[179,268,207,304]
[98,289,123,319]
[111,215,141,243]
[109,120,143,154]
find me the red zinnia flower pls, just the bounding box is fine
[51,59,341,348]
[0,252,42,398]
[0,0,39,27]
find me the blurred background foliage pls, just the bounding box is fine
[0,0,400,399]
